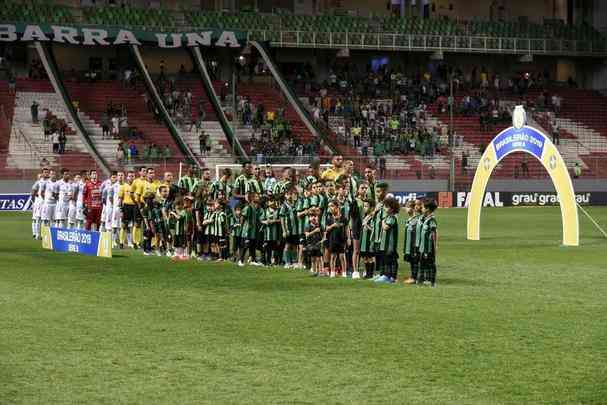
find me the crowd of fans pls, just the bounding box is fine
[31,102,68,155]
[237,96,321,163]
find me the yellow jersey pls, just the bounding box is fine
[139,180,161,203]
[320,167,344,182]
[132,177,146,203]
[119,183,135,205]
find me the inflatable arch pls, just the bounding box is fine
[467,106,579,246]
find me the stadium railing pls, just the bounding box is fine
[2,3,605,56]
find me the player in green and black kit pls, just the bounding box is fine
[261,198,281,266]
[360,200,376,279]
[201,200,215,259]
[212,200,229,260]
[280,188,298,268]
[371,182,389,278]
[171,198,188,260]
[232,162,253,201]
[210,168,232,200]
[375,197,400,284]
[238,191,260,266]
[295,188,309,269]
[231,204,243,262]
[403,199,422,284]
[418,199,438,287]
[349,182,369,279]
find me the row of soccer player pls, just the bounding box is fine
[30,161,438,285]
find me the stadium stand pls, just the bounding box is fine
[0,1,76,25]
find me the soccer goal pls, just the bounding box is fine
[214,163,332,180]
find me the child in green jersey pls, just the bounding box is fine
[326,199,348,278]
[212,200,229,261]
[238,192,260,266]
[261,198,281,266]
[304,207,324,276]
[295,188,310,269]
[350,182,369,280]
[403,199,421,285]
[199,200,214,260]
[231,204,243,261]
[183,196,195,259]
[360,200,376,279]
[374,197,400,284]
[280,189,299,269]
[418,199,438,287]
[170,198,188,260]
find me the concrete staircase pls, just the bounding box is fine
[12,91,122,167]
[181,121,237,168]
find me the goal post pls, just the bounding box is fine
[214,163,332,180]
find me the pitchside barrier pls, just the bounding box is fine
[3,192,607,213]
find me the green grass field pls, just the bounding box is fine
[1,207,607,404]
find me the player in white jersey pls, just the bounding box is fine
[111,172,125,247]
[100,172,117,232]
[30,168,49,239]
[67,172,85,229]
[54,169,72,228]
[41,169,59,226]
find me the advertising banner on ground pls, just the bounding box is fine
[454,192,607,207]
[41,226,112,258]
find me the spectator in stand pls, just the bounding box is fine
[7,69,16,95]
[101,112,110,139]
[552,120,560,146]
[122,68,131,88]
[129,143,138,161]
[199,131,209,156]
[31,101,39,123]
[573,163,582,179]
[51,130,60,153]
[58,132,67,154]
[111,115,120,139]
[150,144,159,161]
[163,145,172,161]
[379,156,387,179]
[521,155,530,177]
[116,144,125,163]
[461,151,468,175]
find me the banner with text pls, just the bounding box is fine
[41,226,112,258]
[454,191,607,207]
[0,24,244,48]
[0,194,32,211]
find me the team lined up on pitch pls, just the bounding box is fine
[30,157,438,286]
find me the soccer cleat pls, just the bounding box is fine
[283,264,292,269]
[330,271,336,278]
[374,275,390,283]
[197,256,205,262]
[128,243,134,249]
[143,251,152,256]
[119,243,124,250]
[404,278,416,285]
[341,272,348,278]
[351,271,361,279]
[238,261,245,267]
[155,250,162,257]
